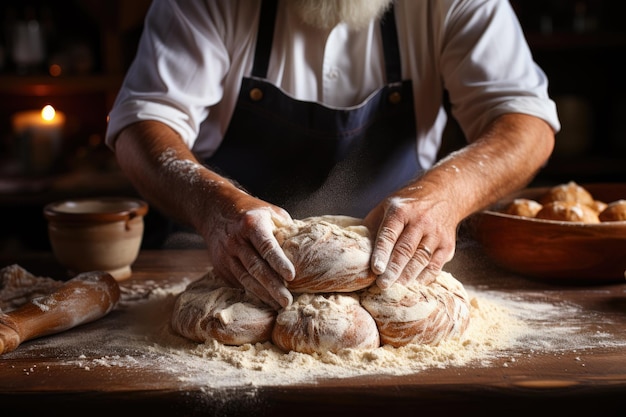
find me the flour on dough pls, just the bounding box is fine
[275,215,376,293]
[361,271,471,347]
[272,293,380,354]
[171,270,276,346]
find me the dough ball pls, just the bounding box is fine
[171,270,276,345]
[599,199,626,222]
[275,215,376,293]
[503,198,542,218]
[360,271,471,348]
[271,293,380,354]
[539,181,595,207]
[535,201,600,223]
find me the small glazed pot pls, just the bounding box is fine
[44,197,149,281]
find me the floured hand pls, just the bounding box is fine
[364,185,457,289]
[201,190,296,309]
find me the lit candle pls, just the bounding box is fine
[11,105,67,175]
[12,105,66,137]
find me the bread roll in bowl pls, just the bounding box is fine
[360,271,471,347]
[272,293,380,354]
[539,181,595,207]
[599,199,626,222]
[535,201,600,223]
[171,271,276,345]
[503,198,543,218]
[275,215,376,293]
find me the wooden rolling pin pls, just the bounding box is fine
[0,270,120,355]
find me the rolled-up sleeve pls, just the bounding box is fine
[105,0,231,150]
[440,0,560,141]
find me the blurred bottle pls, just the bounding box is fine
[10,6,46,74]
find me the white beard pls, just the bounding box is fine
[290,0,393,31]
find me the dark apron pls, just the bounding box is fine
[206,0,421,218]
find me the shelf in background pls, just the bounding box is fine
[0,74,124,96]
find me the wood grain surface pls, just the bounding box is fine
[1,243,626,417]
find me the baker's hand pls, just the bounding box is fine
[364,186,458,289]
[202,191,295,310]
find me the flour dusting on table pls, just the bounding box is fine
[3,266,623,391]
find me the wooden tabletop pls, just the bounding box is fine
[1,242,626,416]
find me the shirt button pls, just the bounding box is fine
[250,88,263,101]
[388,91,402,104]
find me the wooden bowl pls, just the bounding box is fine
[44,197,149,281]
[467,183,626,283]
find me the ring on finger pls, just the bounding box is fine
[417,245,432,258]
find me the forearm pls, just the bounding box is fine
[414,113,555,223]
[112,120,296,308]
[366,113,555,287]
[113,120,241,233]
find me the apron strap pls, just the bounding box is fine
[380,3,402,84]
[251,0,278,78]
[252,0,402,83]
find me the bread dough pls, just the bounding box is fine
[535,201,600,223]
[503,198,542,218]
[360,271,471,347]
[271,293,380,354]
[171,270,277,345]
[171,216,472,354]
[274,215,376,293]
[599,199,626,222]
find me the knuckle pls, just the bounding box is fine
[412,248,431,264]
[384,260,403,276]
[256,237,277,259]
[244,258,268,281]
[394,239,416,259]
[378,226,399,243]
[418,267,439,285]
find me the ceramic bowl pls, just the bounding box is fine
[44,197,149,281]
[467,183,626,283]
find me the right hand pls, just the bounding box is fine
[201,189,296,310]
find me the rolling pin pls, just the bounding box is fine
[0,270,120,355]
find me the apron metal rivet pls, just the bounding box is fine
[389,91,402,104]
[250,88,264,101]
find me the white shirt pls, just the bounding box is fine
[106,0,560,169]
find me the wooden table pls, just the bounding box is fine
[1,242,626,416]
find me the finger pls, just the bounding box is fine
[239,274,284,310]
[417,242,455,285]
[376,230,424,288]
[371,222,402,275]
[392,244,434,286]
[378,238,437,288]
[416,266,440,286]
[249,213,296,281]
[237,244,293,308]
[230,255,291,309]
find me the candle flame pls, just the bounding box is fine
[41,105,56,121]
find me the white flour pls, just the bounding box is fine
[158,147,203,185]
[0,264,62,312]
[2,248,625,389]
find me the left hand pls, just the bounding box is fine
[363,183,458,288]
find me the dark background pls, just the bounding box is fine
[1,0,625,254]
